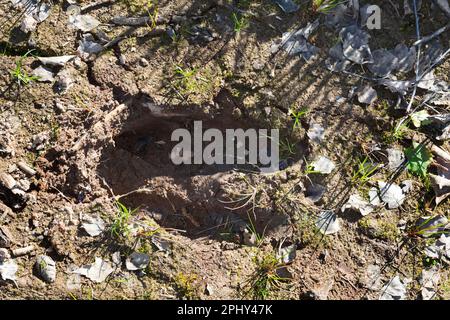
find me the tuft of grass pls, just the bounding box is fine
[279,138,296,160]
[146,0,159,29]
[111,200,138,239]
[313,0,346,13]
[288,106,309,130]
[384,119,410,143]
[407,216,449,238]
[303,158,321,175]
[244,252,288,299]
[231,12,249,33]
[11,49,39,86]
[351,156,379,186]
[173,65,199,92]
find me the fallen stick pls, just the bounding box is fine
[12,245,34,257]
[431,145,450,162]
[101,26,165,52]
[110,15,169,26]
[17,161,36,176]
[414,23,450,47]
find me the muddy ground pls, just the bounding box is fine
[0,0,449,300]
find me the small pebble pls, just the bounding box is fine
[35,255,57,283]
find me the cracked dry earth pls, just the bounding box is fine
[0,0,450,300]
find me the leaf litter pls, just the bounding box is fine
[73,257,114,283]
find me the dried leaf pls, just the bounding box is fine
[368,49,398,77]
[32,66,54,82]
[73,257,114,283]
[307,123,325,143]
[0,259,18,282]
[340,25,373,64]
[341,194,375,216]
[277,244,296,264]
[387,148,405,171]
[312,156,336,174]
[38,55,76,67]
[378,181,406,209]
[379,276,407,300]
[421,267,440,300]
[316,210,340,235]
[81,215,105,237]
[357,85,377,105]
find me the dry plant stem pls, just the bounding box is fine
[431,145,450,162]
[114,188,154,201]
[414,23,450,47]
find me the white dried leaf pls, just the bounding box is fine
[368,49,398,77]
[425,234,450,259]
[151,236,171,252]
[78,35,103,59]
[341,194,375,216]
[21,15,38,33]
[420,267,440,300]
[81,215,105,237]
[277,244,296,264]
[32,66,54,82]
[379,276,407,300]
[280,20,320,61]
[401,180,413,193]
[38,55,76,67]
[378,79,412,95]
[312,156,336,174]
[357,85,377,105]
[316,210,340,235]
[0,259,18,282]
[378,181,405,209]
[393,44,416,73]
[69,14,100,32]
[35,255,56,283]
[73,257,114,283]
[307,123,325,143]
[339,25,373,64]
[365,264,382,291]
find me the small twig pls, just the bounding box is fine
[413,23,450,47]
[50,185,73,203]
[101,26,165,53]
[114,188,153,201]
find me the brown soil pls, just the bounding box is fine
[0,0,449,300]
